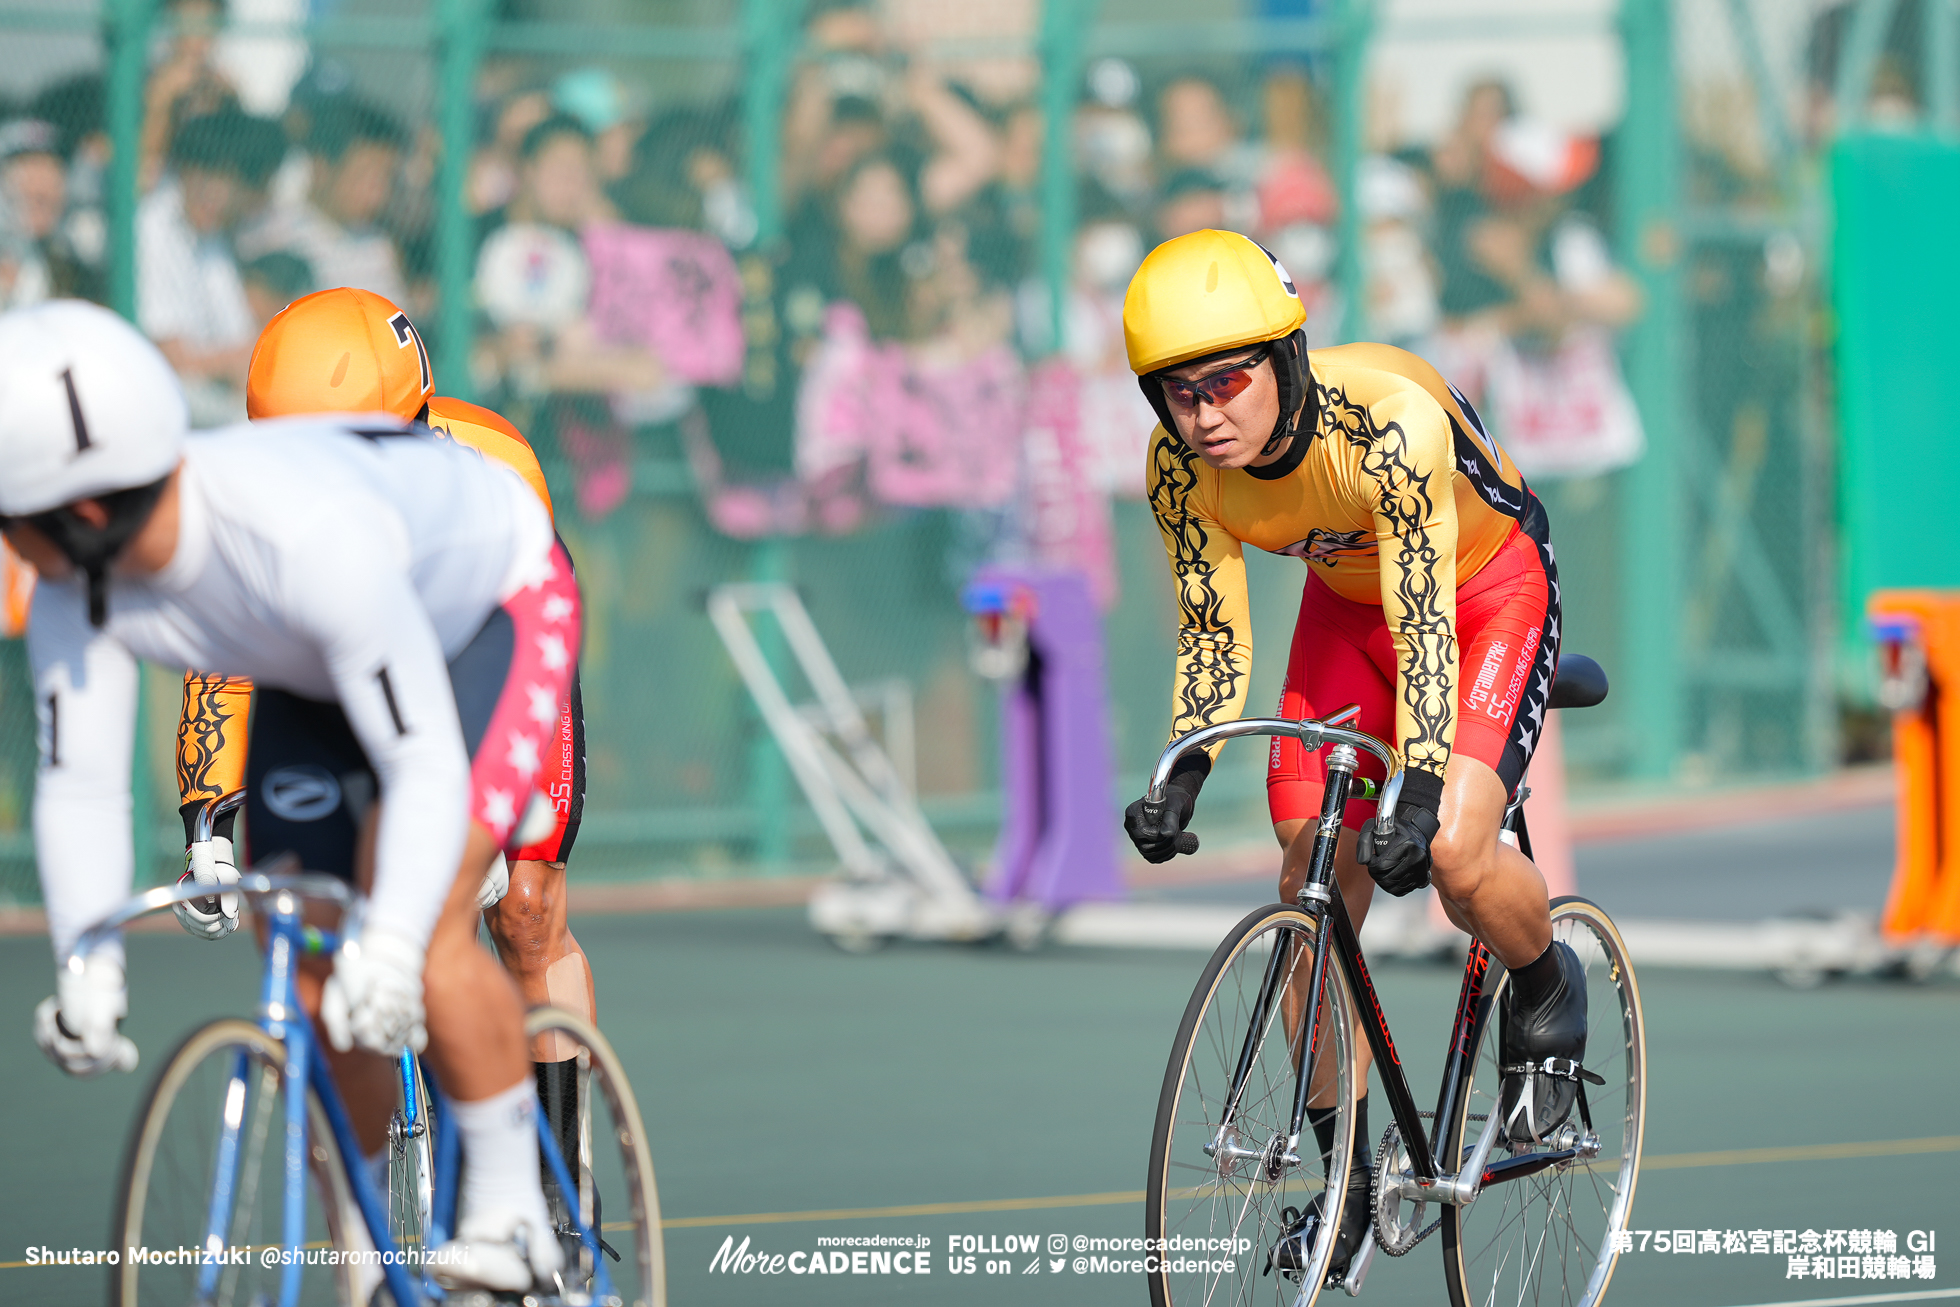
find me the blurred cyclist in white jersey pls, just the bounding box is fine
[0,299,575,1292]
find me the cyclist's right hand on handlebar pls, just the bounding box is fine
[35,954,139,1076]
[173,835,241,940]
[322,929,428,1057]
[1125,791,1199,863]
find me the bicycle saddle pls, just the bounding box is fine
[1549,655,1608,710]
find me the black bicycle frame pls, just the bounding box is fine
[1217,765,1530,1188]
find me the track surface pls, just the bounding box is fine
[2,879,1952,1306]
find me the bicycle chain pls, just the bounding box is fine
[1371,1124,1441,1256]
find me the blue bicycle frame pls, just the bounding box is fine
[77,861,614,1307]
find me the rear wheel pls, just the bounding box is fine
[1440,896,1646,1307]
[525,1006,666,1307]
[114,1018,353,1306]
[1146,903,1357,1307]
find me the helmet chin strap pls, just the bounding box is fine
[23,476,172,627]
[1259,329,1313,456]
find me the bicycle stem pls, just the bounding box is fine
[1143,710,1406,837]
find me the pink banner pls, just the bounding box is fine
[796,302,1022,509]
[582,224,745,387]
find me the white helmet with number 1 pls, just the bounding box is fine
[0,299,187,517]
[0,301,189,625]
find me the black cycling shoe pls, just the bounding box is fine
[1268,1165,1372,1284]
[1497,941,1592,1145]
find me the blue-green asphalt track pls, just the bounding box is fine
[2,904,1953,1306]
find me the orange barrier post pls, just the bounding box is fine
[1867,591,1960,945]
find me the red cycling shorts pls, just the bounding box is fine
[1267,526,1557,829]
[509,667,584,864]
[466,541,583,857]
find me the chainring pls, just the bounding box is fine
[1371,1123,1440,1256]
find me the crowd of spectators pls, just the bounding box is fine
[0,0,1666,579]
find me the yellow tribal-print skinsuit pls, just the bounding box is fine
[1147,342,1548,789]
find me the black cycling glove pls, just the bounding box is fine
[1124,754,1208,863]
[1357,769,1444,897]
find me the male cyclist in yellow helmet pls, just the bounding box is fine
[1121,229,1587,1285]
[173,286,596,1262]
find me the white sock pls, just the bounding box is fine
[449,1078,547,1234]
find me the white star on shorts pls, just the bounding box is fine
[535,632,569,673]
[481,788,517,830]
[506,731,540,778]
[526,683,559,728]
[542,594,574,624]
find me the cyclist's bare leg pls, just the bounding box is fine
[485,859,595,1062]
[420,822,531,1099]
[1428,754,1552,969]
[1276,821,1376,1108]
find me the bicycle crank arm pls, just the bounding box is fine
[1388,1106,1508,1207]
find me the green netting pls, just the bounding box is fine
[0,0,1862,906]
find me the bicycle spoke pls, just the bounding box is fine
[1444,901,1645,1307]
[1149,909,1355,1306]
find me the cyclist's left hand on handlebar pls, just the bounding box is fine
[1124,791,1197,864]
[173,835,241,940]
[35,954,139,1076]
[322,929,428,1057]
[1357,804,1440,897]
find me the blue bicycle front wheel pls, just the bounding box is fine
[114,1018,356,1307]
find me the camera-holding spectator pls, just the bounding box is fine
[138,108,263,424]
[238,97,407,303]
[469,84,553,216]
[550,68,643,186]
[140,0,240,191]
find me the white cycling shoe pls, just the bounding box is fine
[432,1205,565,1293]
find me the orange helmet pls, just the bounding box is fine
[247,287,434,421]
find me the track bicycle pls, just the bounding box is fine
[1143,655,1645,1307]
[86,801,666,1306]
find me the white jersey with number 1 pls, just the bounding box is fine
[29,414,554,963]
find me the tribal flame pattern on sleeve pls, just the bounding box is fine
[1320,383,1459,782]
[1148,430,1255,755]
[176,671,252,808]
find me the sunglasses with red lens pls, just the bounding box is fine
[1158,350,1269,411]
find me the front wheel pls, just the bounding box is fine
[114,1018,353,1306]
[525,1006,667,1307]
[387,1050,436,1263]
[1146,903,1358,1307]
[1440,896,1647,1307]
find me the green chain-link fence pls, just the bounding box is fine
[0,0,1876,904]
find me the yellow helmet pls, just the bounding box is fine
[247,287,434,421]
[1122,229,1305,375]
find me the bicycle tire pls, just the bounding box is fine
[1439,895,1647,1307]
[113,1017,355,1306]
[524,1006,666,1307]
[1146,903,1358,1307]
